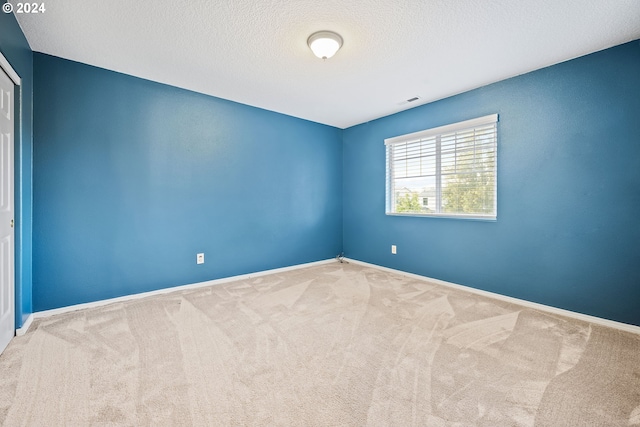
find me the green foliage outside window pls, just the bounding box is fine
[396,193,424,213]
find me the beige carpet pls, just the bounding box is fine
[1,262,639,426]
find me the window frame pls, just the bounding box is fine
[385,114,498,220]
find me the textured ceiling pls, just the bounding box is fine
[9,0,640,129]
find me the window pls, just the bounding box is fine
[385,114,498,219]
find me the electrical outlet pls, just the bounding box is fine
[391,245,397,254]
[196,253,205,264]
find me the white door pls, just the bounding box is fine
[0,67,14,355]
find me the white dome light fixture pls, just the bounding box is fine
[307,31,343,60]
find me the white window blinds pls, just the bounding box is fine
[385,114,498,219]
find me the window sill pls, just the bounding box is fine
[386,212,497,222]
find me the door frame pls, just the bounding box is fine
[0,53,21,87]
[0,50,21,341]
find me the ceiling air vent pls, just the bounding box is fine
[397,96,421,106]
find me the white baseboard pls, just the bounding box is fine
[15,314,34,336]
[20,257,639,336]
[22,258,336,331]
[344,258,640,335]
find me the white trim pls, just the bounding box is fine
[15,314,33,336]
[344,258,640,335]
[0,51,21,86]
[25,256,639,336]
[386,212,497,221]
[32,259,336,320]
[384,113,498,145]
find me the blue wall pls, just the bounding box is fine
[343,40,640,326]
[22,33,640,326]
[0,4,33,328]
[33,53,342,311]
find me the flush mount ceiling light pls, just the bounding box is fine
[307,31,343,60]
